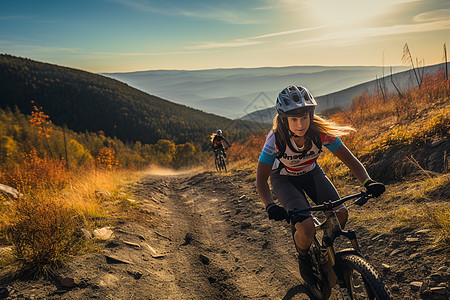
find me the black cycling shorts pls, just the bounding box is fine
[270,164,340,220]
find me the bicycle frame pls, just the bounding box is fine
[214,148,227,172]
[291,192,372,298]
[314,209,363,297]
[215,148,225,159]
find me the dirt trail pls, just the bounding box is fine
[3,168,448,299]
[122,170,315,299]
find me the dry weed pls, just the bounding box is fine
[7,194,84,278]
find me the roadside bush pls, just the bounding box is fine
[421,112,450,137]
[227,135,266,162]
[7,194,84,278]
[95,147,119,170]
[0,150,70,193]
[367,111,449,154]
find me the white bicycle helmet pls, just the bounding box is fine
[216,129,222,135]
[276,85,317,116]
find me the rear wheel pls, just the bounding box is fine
[339,254,392,299]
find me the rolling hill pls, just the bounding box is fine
[102,66,409,119]
[240,62,450,123]
[0,54,264,146]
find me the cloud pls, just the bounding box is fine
[109,0,260,24]
[414,9,450,22]
[0,39,200,58]
[177,5,261,24]
[0,41,77,53]
[87,50,201,57]
[107,0,168,15]
[178,2,450,51]
[248,26,327,40]
[288,19,450,47]
[186,40,262,50]
[187,25,324,50]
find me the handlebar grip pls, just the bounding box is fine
[355,191,370,206]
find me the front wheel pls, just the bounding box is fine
[339,254,392,299]
[215,156,220,172]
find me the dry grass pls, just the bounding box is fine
[227,72,450,253]
[227,135,266,163]
[366,110,449,154]
[6,195,83,278]
[1,71,448,277]
[350,173,449,253]
[0,151,71,194]
[0,164,139,278]
[62,169,135,219]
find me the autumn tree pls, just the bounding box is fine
[29,102,54,157]
[95,147,118,170]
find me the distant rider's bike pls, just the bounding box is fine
[214,148,227,173]
[288,191,392,300]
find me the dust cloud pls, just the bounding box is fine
[142,165,205,176]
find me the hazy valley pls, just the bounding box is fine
[102,66,409,119]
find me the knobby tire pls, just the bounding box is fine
[339,254,392,300]
[215,152,227,173]
[220,155,227,173]
[215,156,220,172]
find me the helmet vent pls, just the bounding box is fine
[292,94,300,102]
[304,93,310,101]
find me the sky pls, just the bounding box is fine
[1,0,449,73]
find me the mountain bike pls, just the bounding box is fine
[214,147,227,173]
[288,191,392,300]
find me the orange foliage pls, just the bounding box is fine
[347,70,449,124]
[95,147,119,170]
[29,103,53,138]
[0,150,70,192]
[227,135,267,162]
[227,72,448,168]
[412,70,449,102]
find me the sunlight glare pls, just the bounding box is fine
[282,0,417,26]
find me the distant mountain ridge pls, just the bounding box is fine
[240,62,450,123]
[0,54,262,146]
[102,65,409,119]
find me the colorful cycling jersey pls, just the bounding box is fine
[212,135,229,148]
[258,130,342,176]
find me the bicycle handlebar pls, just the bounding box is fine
[288,191,373,216]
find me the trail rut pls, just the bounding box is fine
[2,169,448,299]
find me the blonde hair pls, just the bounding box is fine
[210,132,220,142]
[272,109,355,150]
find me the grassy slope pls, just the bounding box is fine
[227,93,449,254]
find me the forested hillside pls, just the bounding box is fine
[0,106,207,171]
[0,54,263,146]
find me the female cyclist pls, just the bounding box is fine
[256,85,385,284]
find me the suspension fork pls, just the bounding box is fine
[347,230,361,253]
[323,235,362,300]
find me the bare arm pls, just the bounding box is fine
[223,137,231,148]
[332,143,370,184]
[256,161,274,207]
